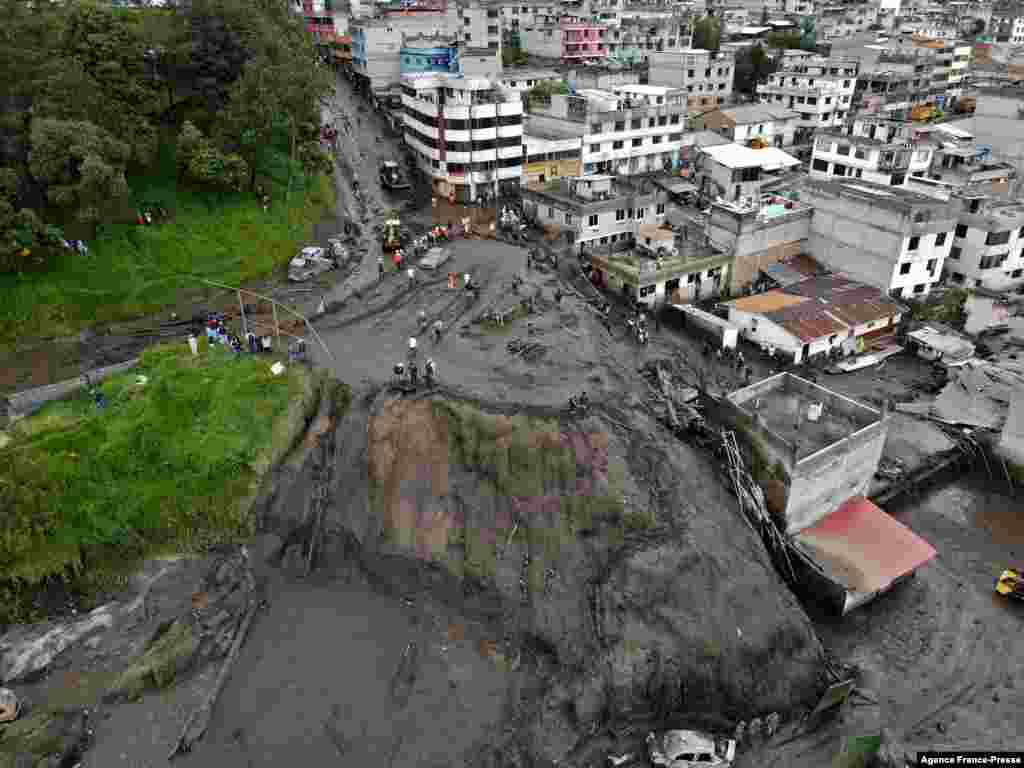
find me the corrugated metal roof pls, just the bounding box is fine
[764,262,809,287]
[768,302,848,342]
[727,291,808,314]
[782,275,906,325]
[701,144,802,170]
[795,496,937,595]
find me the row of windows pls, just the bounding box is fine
[897,259,937,276]
[405,107,522,130]
[686,67,732,78]
[591,114,682,133]
[954,224,1024,243]
[444,157,522,172]
[587,134,682,152]
[445,136,522,152]
[547,202,667,227]
[525,150,579,163]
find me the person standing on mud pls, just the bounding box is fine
[407,266,416,288]
[432,319,443,345]
[378,255,385,280]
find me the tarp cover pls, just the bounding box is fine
[794,496,936,595]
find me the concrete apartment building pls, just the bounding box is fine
[646,48,736,113]
[809,117,935,186]
[459,0,503,52]
[921,124,1020,199]
[602,16,691,64]
[500,1,560,36]
[694,143,802,204]
[800,177,959,299]
[521,20,610,62]
[401,72,524,203]
[853,56,933,120]
[756,53,860,143]
[522,123,584,185]
[399,34,459,75]
[991,1,1024,43]
[351,12,455,92]
[526,84,688,175]
[707,193,814,292]
[946,197,1024,292]
[520,174,669,253]
[694,104,799,148]
[499,68,562,92]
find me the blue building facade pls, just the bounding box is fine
[399,39,458,74]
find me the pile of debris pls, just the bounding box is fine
[507,338,545,362]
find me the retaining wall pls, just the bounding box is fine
[3,358,140,426]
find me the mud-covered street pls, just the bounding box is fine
[4,74,1024,768]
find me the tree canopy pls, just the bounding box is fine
[733,43,778,95]
[691,16,721,51]
[0,0,333,266]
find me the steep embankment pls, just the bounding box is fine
[267,391,826,765]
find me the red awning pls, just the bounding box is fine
[794,496,936,595]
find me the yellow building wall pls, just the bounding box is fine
[523,159,581,185]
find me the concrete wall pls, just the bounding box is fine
[725,373,887,533]
[708,206,812,291]
[4,358,140,425]
[728,308,802,360]
[802,188,956,296]
[785,420,888,533]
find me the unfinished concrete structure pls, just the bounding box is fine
[722,373,889,535]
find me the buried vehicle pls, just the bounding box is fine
[995,568,1024,600]
[647,730,736,768]
[380,160,411,191]
[288,246,336,282]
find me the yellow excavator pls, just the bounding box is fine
[995,567,1023,600]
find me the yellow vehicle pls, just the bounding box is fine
[995,568,1023,600]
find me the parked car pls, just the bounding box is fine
[288,246,335,282]
[647,730,737,768]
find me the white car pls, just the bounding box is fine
[647,730,736,768]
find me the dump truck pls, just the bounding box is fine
[379,160,411,191]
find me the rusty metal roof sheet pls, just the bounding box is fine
[782,275,906,325]
[767,302,848,343]
[726,291,808,314]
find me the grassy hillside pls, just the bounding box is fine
[0,339,327,626]
[0,141,334,344]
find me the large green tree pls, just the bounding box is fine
[691,16,722,51]
[29,119,131,229]
[733,43,778,94]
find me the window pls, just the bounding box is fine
[652,135,662,144]
[590,144,601,152]
[665,277,679,292]
[658,116,667,126]
[951,272,965,283]
[812,158,829,172]
[891,287,903,298]
[591,123,603,134]
[588,214,599,227]
[639,285,656,297]
[908,236,920,251]
[949,246,961,259]
[913,283,926,294]
[900,263,911,275]
[548,207,555,218]
[670,114,680,124]
[955,223,968,238]
[613,140,624,149]
[564,213,573,225]
[986,230,1011,245]
[631,118,642,129]
[935,231,948,246]
[635,207,646,219]
[632,138,642,147]
[926,258,936,274]
[1013,269,1023,278]
[656,202,666,215]
[614,121,625,131]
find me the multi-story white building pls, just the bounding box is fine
[991,1,1024,43]
[757,53,859,142]
[526,84,688,175]
[460,0,504,52]
[800,177,959,299]
[500,1,561,35]
[499,68,562,92]
[401,72,524,203]
[695,104,799,148]
[946,197,1024,293]
[810,117,935,186]
[646,48,735,113]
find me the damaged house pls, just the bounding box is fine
[721,373,937,615]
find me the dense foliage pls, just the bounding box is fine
[0,341,320,626]
[0,0,333,266]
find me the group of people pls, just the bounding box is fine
[703,340,753,384]
[394,335,436,388]
[191,313,299,360]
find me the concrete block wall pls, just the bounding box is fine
[784,421,888,533]
[708,206,811,292]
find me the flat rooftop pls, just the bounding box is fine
[591,240,730,285]
[728,373,882,461]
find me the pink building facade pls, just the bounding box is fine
[562,22,607,62]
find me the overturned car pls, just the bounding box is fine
[647,730,736,768]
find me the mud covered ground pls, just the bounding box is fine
[4,74,1024,768]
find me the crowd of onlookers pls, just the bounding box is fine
[188,312,308,363]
